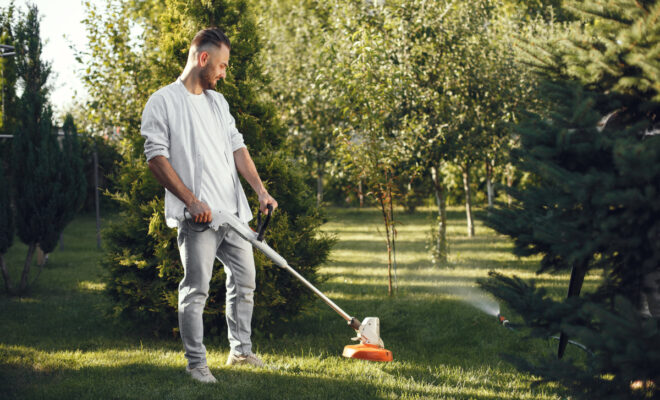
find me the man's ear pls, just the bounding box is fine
[199,50,209,67]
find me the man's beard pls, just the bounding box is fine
[200,66,217,90]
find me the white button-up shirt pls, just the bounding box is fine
[141,78,253,227]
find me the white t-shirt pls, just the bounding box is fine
[187,92,238,214]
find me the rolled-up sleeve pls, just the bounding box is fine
[222,99,247,152]
[141,93,170,161]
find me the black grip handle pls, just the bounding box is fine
[256,204,273,241]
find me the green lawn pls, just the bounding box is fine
[0,207,588,399]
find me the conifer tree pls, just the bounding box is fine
[481,1,660,398]
[2,4,87,294]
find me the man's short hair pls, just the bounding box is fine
[191,27,231,51]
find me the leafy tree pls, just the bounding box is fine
[322,0,411,295]
[81,0,333,334]
[481,0,660,398]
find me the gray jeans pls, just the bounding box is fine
[177,222,256,368]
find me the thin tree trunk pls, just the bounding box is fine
[19,243,37,293]
[36,244,45,266]
[430,165,448,263]
[94,143,102,250]
[358,180,364,208]
[506,163,513,206]
[0,255,14,294]
[316,164,324,207]
[30,251,48,287]
[378,188,393,296]
[462,162,475,238]
[486,159,494,210]
[388,182,398,291]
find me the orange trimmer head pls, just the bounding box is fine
[343,343,393,362]
[342,317,393,362]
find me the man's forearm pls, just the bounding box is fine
[147,155,196,206]
[233,147,267,196]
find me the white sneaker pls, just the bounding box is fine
[186,365,218,383]
[226,352,265,367]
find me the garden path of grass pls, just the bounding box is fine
[0,207,588,399]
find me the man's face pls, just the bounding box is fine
[199,44,230,90]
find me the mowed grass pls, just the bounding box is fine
[0,207,589,399]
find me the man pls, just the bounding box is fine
[141,27,277,383]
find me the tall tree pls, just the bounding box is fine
[10,3,56,293]
[1,4,87,295]
[481,0,660,398]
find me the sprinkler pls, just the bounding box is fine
[496,313,513,330]
[494,312,592,355]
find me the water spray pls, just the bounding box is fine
[450,287,592,356]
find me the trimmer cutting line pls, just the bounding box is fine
[189,205,393,362]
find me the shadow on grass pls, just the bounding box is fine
[0,357,549,400]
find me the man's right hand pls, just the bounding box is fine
[186,199,212,224]
[147,156,212,224]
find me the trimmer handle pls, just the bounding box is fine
[256,204,273,241]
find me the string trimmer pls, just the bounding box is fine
[196,205,393,362]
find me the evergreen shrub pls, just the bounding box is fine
[100,0,334,336]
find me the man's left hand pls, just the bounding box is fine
[258,191,278,214]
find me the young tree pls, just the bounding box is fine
[327,1,411,295]
[481,1,660,397]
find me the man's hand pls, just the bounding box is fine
[187,198,213,224]
[258,191,278,214]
